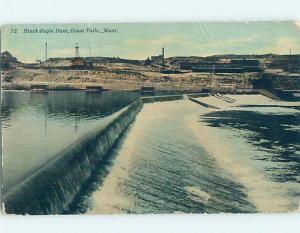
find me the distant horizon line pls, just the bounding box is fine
[2,50,300,64]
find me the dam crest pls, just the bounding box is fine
[3,95,184,215]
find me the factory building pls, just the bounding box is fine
[71,57,93,69]
[180,58,262,73]
[151,48,165,65]
[230,59,262,72]
[266,55,300,72]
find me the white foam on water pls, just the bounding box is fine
[88,100,200,214]
[186,103,300,213]
[282,124,300,132]
[87,131,137,214]
[88,97,300,214]
[185,186,211,204]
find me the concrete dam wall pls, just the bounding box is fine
[2,94,186,215]
[3,100,143,214]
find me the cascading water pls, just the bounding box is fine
[3,100,143,214]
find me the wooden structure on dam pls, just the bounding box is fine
[85,85,103,92]
[30,84,49,92]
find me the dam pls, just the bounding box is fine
[83,95,300,214]
[1,91,300,214]
[1,91,140,214]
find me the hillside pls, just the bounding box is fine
[0,51,20,68]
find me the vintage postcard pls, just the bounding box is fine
[0,22,299,215]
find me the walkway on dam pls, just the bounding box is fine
[191,93,300,110]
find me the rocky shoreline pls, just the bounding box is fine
[2,67,258,92]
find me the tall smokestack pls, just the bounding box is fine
[75,43,80,57]
[162,47,164,59]
[45,42,48,61]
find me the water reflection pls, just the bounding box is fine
[1,90,139,192]
[1,91,140,123]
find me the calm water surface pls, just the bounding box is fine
[1,90,139,193]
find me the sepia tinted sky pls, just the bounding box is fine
[1,21,300,62]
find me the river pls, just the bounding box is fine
[1,90,139,194]
[2,91,299,214]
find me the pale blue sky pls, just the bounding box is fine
[2,22,300,62]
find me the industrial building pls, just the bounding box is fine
[180,58,262,73]
[150,48,165,65]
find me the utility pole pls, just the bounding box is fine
[288,49,292,72]
[45,42,48,61]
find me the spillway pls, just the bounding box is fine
[3,100,143,214]
[2,92,299,214]
[86,100,257,214]
[80,95,299,214]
